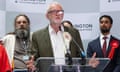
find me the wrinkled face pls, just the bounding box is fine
[46,4,64,26]
[15,16,30,39]
[15,16,29,30]
[100,17,112,34]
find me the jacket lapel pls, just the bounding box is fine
[43,27,53,57]
[106,36,113,57]
[96,37,105,57]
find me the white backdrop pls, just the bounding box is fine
[1,0,120,50]
[0,10,5,38]
[64,13,100,40]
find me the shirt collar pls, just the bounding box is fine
[48,24,64,34]
[100,33,111,40]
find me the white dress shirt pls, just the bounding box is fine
[100,34,111,50]
[49,25,66,65]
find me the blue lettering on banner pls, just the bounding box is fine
[74,24,93,31]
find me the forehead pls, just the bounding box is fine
[16,16,27,21]
[100,17,110,21]
[48,4,63,11]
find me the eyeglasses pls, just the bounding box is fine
[48,10,64,14]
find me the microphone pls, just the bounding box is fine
[61,26,86,58]
[66,47,73,65]
[72,38,86,58]
[61,28,73,65]
[72,37,86,65]
[62,26,86,65]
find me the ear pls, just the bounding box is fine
[46,13,49,19]
[110,24,112,28]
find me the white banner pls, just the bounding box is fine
[6,0,53,13]
[0,10,5,38]
[64,13,100,40]
[100,0,120,12]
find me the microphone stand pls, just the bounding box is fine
[64,48,76,72]
[66,49,73,65]
[61,30,74,72]
[72,38,86,65]
[60,28,73,65]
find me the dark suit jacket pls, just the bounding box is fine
[87,35,120,72]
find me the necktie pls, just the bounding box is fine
[102,37,107,57]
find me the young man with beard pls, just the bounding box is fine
[87,15,120,72]
[1,14,35,72]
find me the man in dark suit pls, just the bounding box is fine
[87,15,120,72]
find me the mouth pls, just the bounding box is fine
[16,27,26,31]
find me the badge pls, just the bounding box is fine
[23,55,29,61]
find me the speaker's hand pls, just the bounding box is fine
[88,52,99,68]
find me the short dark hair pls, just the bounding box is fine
[99,15,113,24]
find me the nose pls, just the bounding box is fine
[102,22,106,25]
[20,22,25,25]
[18,22,26,29]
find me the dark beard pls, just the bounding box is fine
[100,28,110,34]
[15,29,29,40]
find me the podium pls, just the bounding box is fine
[13,69,28,72]
[35,57,110,72]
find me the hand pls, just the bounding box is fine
[26,56,36,72]
[88,52,99,68]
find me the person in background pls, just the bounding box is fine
[0,44,12,72]
[1,14,35,72]
[31,2,99,72]
[62,20,81,39]
[62,20,74,28]
[87,15,120,72]
[62,20,79,30]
